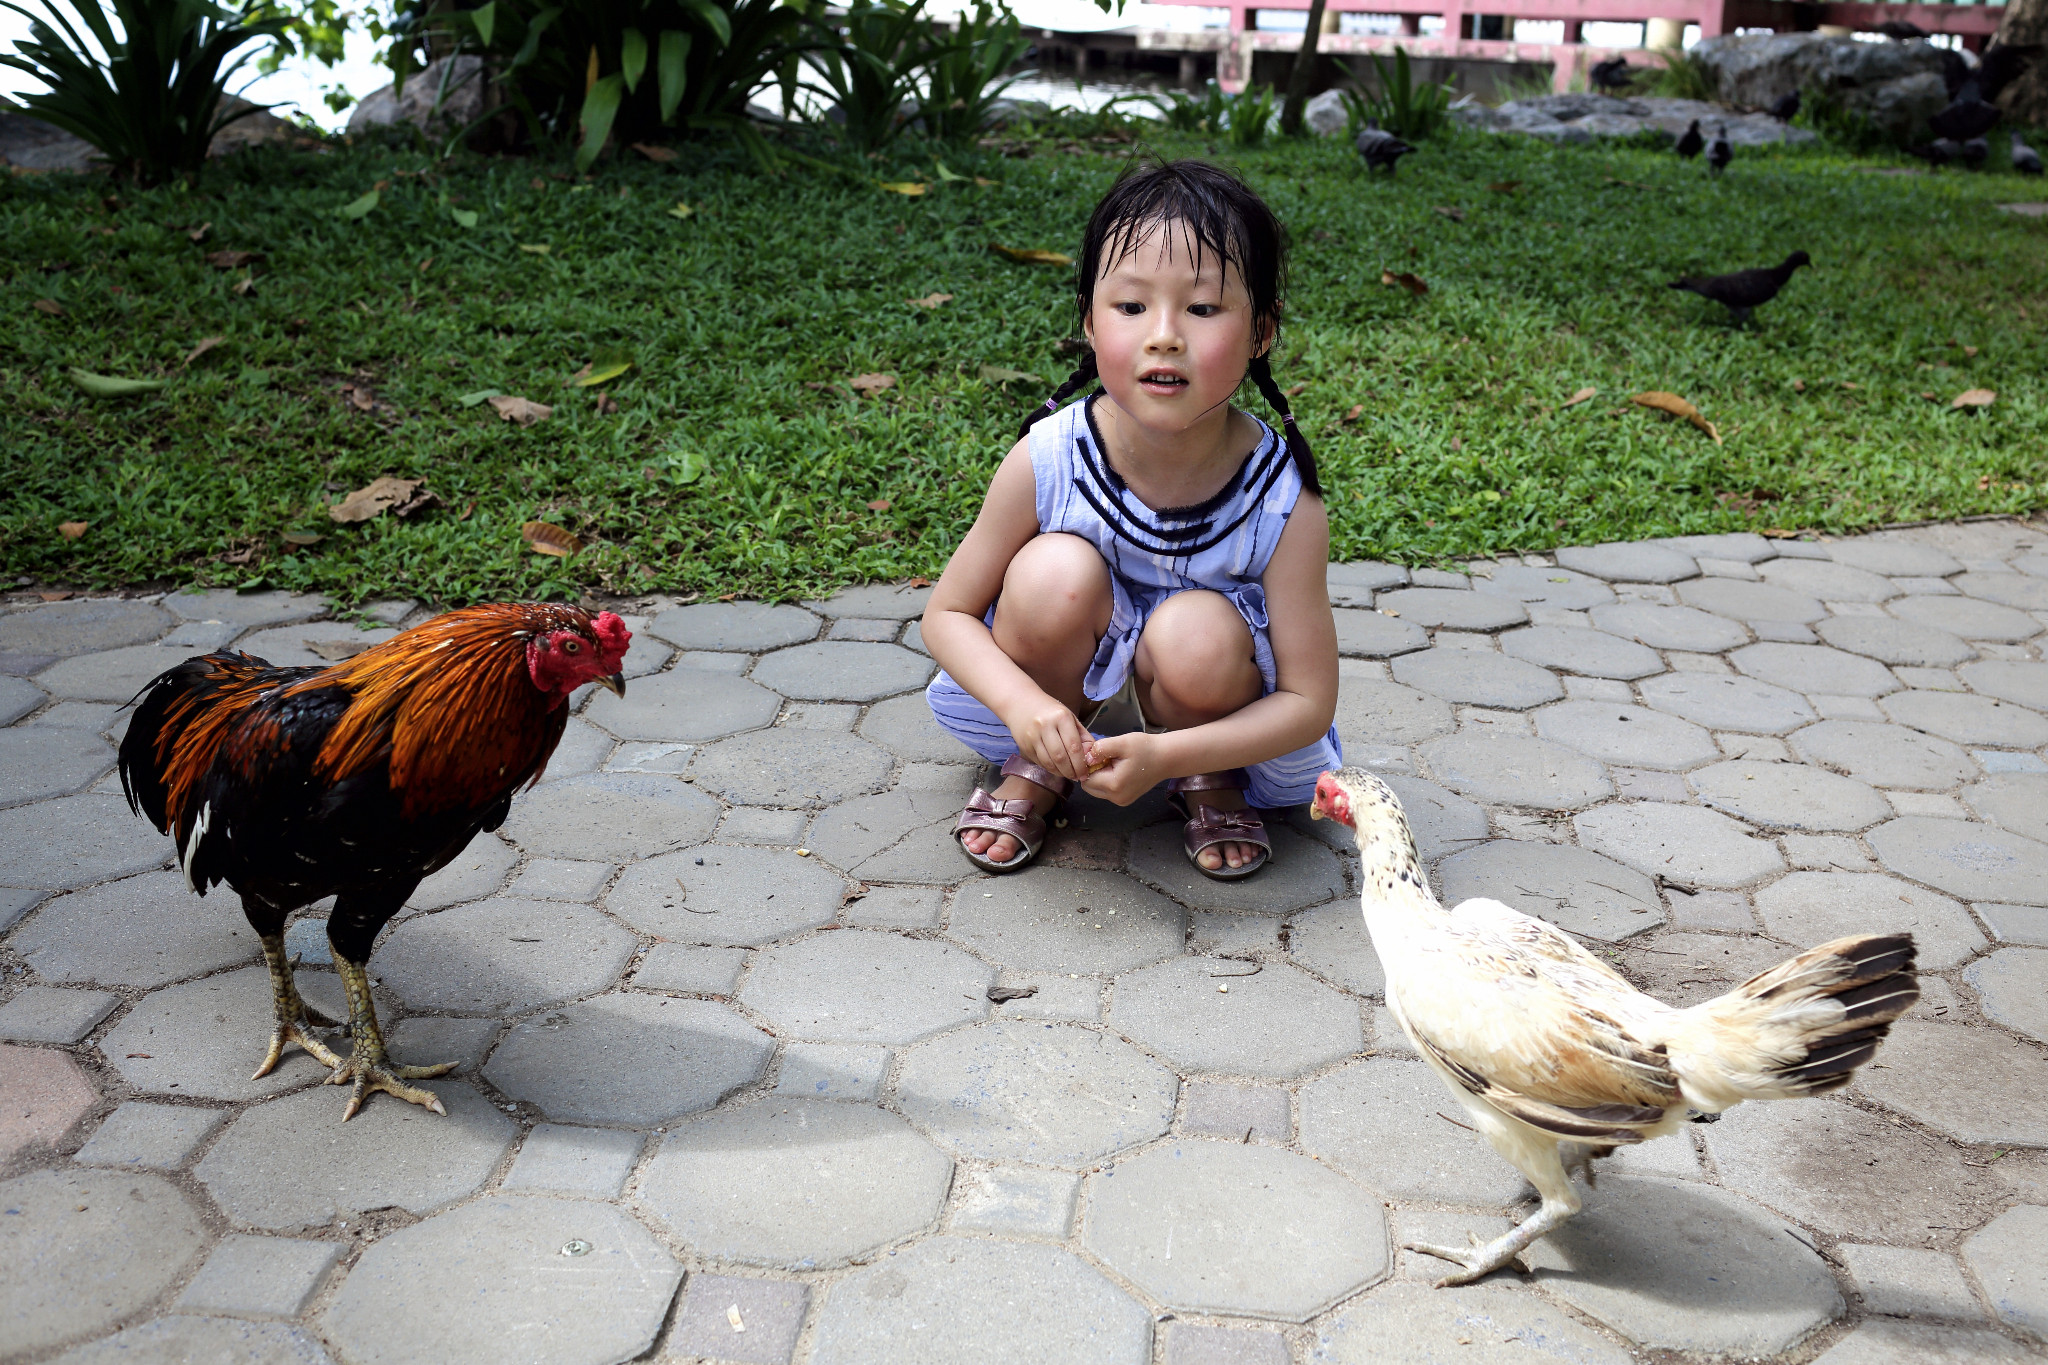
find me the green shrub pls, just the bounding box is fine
[1795,84,1891,152]
[1646,46,1716,102]
[1225,82,1277,146]
[800,0,927,152]
[914,1,1030,143]
[1146,80,1228,133]
[1347,46,1453,141]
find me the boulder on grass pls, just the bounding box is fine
[1689,33,1951,138]
[347,55,485,139]
[1304,88,1348,135]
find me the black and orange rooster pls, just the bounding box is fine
[119,603,630,1119]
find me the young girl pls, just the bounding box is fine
[921,159,1340,881]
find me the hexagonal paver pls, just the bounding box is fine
[806,788,964,880]
[1391,649,1562,709]
[583,668,782,741]
[1963,1205,2048,1343]
[1333,675,1452,746]
[0,1167,207,1356]
[1811,1321,2038,1364]
[741,931,992,1042]
[1894,596,2043,644]
[1794,721,1978,791]
[1868,817,2048,904]
[1330,561,1411,596]
[1084,1142,1388,1321]
[949,867,1183,974]
[101,965,332,1100]
[501,772,720,859]
[1313,1281,1632,1363]
[1817,616,1977,667]
[687,728,894,807]
[0,1044,97,1162]
[1733,643,1901,699]
[161,586,327,627]
[647,601,819,650]
[1688,760,1892,832]
[0,985,118,1044]
[1677,577,1823,624]
[484,993,773,1124]
[1419,734,1612,810]
[752,642,932,702]
[805,583,934,619]
[1301,1058,1528,1205]
[231,622,400,668]
[1377,776,1489,863]
[857,692,982,763]
[1287,900,1384,995]
[1638,674,1816,734]
[1838,1244,1985,1322]
[607,845,846,944]
[0,675,44,725]
[1588,602,1748,653]
[1886,691,2048,749]
[0,597,169,656]
[1701,1098,1985,1238]
[1437,841,1662,940]
[1130,825,1345,914]
[1827,539,1960,577]
[1966,774,2048,843]
[324,1196,681,1365]
[637,1098,950,1269]
[1957,571,2048,612]
[0,791,172,889]
[1533,701,1717,772]
[1374,588,1528,632]
[1757,557,1897,602]
[810,1236,1150,1365]
[1501,625,1663,680]
[1475,565,1616,610]
[1576,803,1783,889]
[1756,871,1984,969]
[1964,948,2048,1044]
[12,869,257,988]
[375,898,636,1014]
[1332,608,1429,658]
[1856,1021,2048,1146]
[48,1317,337,1365]
[1110,957,1362,1079]
[894,1019,1176,1165]
[0,727,114,808]
[1960,660,2048,710]
[196,1079,513,1228]
[1523,1177,1841,1355]
[410,832,518,909]
[1556,542,1698,584]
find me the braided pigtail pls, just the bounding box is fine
[1017,351,1101,440]
[1248,353,1323,496]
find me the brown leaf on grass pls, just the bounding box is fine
[1285,382,1308,397]
[57,521,88,540]
[1791,379,1806,392]
[33,299,62,316]
[307,639,372,661]
[867,498,893,512]
[181,335,225,368]
[341,384,376,413]
[487,395,553,425]
[631,142,676,162]
[988,243,1073,267]
[204,250,260,269]
[1561,386,1597,408]
[1922,390,1938,401]
[849,373,896,397]
[219,544,258,566]
[1759,527,1801,539]
[281,530,324,547]
[521,521,584,557]
[1343,404,1364,422]
[329,476,434,524]
[187,221,211,243]
[1952,388,1996,409]
[1432,206,1466,222]
[593,392,619,415]
[1631,390,1720,444]
[1961,344,1979,357]
[231,272,255,297]
[1381,270,1428,297]
[908,292,954,308]
[39,590,73,601]
[1487,180,1521,194]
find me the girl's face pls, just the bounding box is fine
[1083,221,1265,439]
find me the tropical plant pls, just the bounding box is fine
[1794,84,1890,152]
[0,0,288,184]
[914,0,1030,143]
[1225,81,1277,146]
[798,0,928,151]
[1349,44,1453,140]
[1646,45,1715,101]
[1145,79,1227,132]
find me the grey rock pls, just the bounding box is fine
[1838,1244,1986,1322]
[689,728,894,807]
[1966,774,2048,843]
[1957,571,2048,612]
[1639,673,1816,734]
[1183,1080,1292,1142]
[1734,643,1900,698]
[504,1124,645,1198]
[506,858,612,902]
[1757,558,1898,603]
[46,1316,336,1365]
[1438,841,1663,940]
[408,832,516,909]
[0,597,170,657]
[669,1273,811,1365]
[634,943,749,994]
[1961,660,2048,710]
[1962,1205,2048,1342]
[1689,760,1891,831]
[1333,676,1453,746]
[950,1165,1081,1237]
[1889,693,2048,749]
[1576,803,1784,888]
[501,772,719,859]
[640,1098,951,1268]
[1556,542,1698,584]
[1501,625,1663,680]
[1129,825,1345,914]
[583,668,781,741]
[741,931,992,1042]
[1817,616,1976,667]
[0,792,173,889]
[486,992,772,1125]
[346,53,484,135]
[1311,1281,1633,1364]
[74,1101,224,1169]
[376,898,636,1014]
[858,692,982,763]
[1812,1321,2035,1364]
[1855,1021,2048,1146]
[1391,649,1562,710]
[1376,588,1528,631]
[323,1196,680,1365]
[647,601,819,651]
[1419,733,1613,810]
[102,966,329,1101]
[753,642,933,702]
[0,985,117,1042]
[1110,957,1363,1079]
[1533,700,1717,771]
[1303,87,1349,136]
[608,846,845,945]
[775,1042,890,1100]
[1287,899,1385,995]
[1964,948,2048,1044]
[1332,608,1429,658]
[197,1082,514,1229]
[1084,1142,1388,1320]
[1894,595,2043,643]
[1474,565,1615,611]
[13,870,255,989]
[1589,601,1748,652]
[1677,577,1824,624]
[805,583,934,620]
[894,1019,1176,1165]
[948,867,1184,974]
[1691,32,1948,137]
[0,727,112,807]
[175,1234,343,1318]
[1794,720,1977,790]
[0,675,45,724]
[1300,1058,1529,1205]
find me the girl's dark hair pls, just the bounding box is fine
[1018,159,1320,496]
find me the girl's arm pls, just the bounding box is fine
[1083,495,1338,803]
[919,440,1098,783]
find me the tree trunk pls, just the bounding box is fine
[1994,0,2048,128]
[1279,0,1333,136]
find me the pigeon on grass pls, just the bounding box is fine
[1931,81,2002,142]
[1668,251,1811,326]
[1959,137,1988,170]
[1909,138,1961,168]
[1706,123,1732,174]
[2014,132,2045,176]
[1675,119,1703,159]
[1767,90,1800,121]
[1356,122,1417,175]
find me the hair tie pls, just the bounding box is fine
[1281,413,1297,426]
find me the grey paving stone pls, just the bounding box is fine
[540,718,619,782]
[1438,841,1663,940]
[902,619,928,654]
[1980,903,2048,945]
[1661,531,1778,564]
[947,1165,1082,1237]
[409,832,517,910]
[647,601,819,651]
[1664,887,1756,931]
[775,1042,890,1100]
[1838,1243,1985,1321]
[162,588,326,628]
[102,965,329,1100]
[1331,607,1429,657]
[583,668,782,742]
[1966,774,2048,844]
[1413,568,1472,589]
[950,867,1184,974]
[1961,660,2048,710]
[197,1082,514,1228]
[1677,577,1824,624]
[506,858,612,902]
[1886,692,2048,750]
[1500,624,1662,681]
[689,729,894,808]
[829,617,900,642]
[1373,775,1490,864]
[1856,1021,2048,1147]
[74,1102,224,1169]
[13,870,257,988]
[841,884,943,929]
[753,642,933,703]
[502,771,720,859]
[1964,947,2048,1044]
[0,1167,201,1355]
[1576,803,1784,888]
[804,583,934,620]
[1188,912,1280,956]
[1391,649,1562,709]
[1330,560,1411,596]
[635,943,749,995]
[1639,672,1817,734]
[777,701,861,731]
[1523,1176,1841,1354]
[1473,564,1616,610]
[0,726,113,808]
[640,1097,950,1268]
[669,1273,811,1365]
[1755,871,1984,969]
[159,619,245,651]
[324,1196,681,1365]
[1963,1204,2048,1342]
[1753,620,1819,644]
[1869,816,2048,904]
[1688,760,1892,832]
[1532,700,1717,771]
[894,1019,1176,1164]
[0,597,170,657]
[1588,601,1748,652]
[1733,643,1902,699]
[0,984,117,1042]
[992,972,1104,1020]
[1111,957,1363,1079]
[1795,720,1979,790]
[1957,571,2048,612]
[0,791,172,889]
[1377,588,1528,631]
[1556,542,1698,584]
[219,622,398,670]
[1827,539,1962,578]
[1287,899,1385,995]
[1165,1323,1291,1365]
[46,1316,337,1365]
[502,1123,644,1198]
[485,993,772,1125]
[1758,558,1898,603]
[806,788,968,883]
[812,1235,1149,1365]
[1894,595,2045,644]
[1183,1080,1291,1141]
[376,897,636,1014]
[1419,733,1613,810]
[1818,616,1978,667]
[857,692,981,763]
[1333,675,1453,746]
[0,674,45,724]
[718,805,811,844]
[609,846,846,945]
[175,1234,342,1319]
[1814,1321,2036,1365]
[1300,1057,1528,1205]
[1129,825,1345,914]
[742,931,992,1043]
[1311,1281,1633,1364]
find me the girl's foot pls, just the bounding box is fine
[1167,771,1271,880]
[954,757,1071,873]
[1181,787,1267,872]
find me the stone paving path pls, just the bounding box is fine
[3,521,2048,1365]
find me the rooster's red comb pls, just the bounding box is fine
[590,610,631,666]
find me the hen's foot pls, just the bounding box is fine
[1404,1238,1527,1287]
[325,1046,456,1120]
[254,1017,346,1080]
[253,933,345,1079]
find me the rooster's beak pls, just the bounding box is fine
[597,673,626,698]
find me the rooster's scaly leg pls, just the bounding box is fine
[325,956,455,1121]
[1407,1201,1575,1287]
[252,933,345,1080]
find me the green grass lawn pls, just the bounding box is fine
[3,121,2044,605]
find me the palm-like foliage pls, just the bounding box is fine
[1347,45,1454,141]
[799,0,927,151]
[913,1,1028,144]
[0,0,287,184]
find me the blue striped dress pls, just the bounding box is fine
[926,395,1343,809]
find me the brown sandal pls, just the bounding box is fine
[953,755,1072,874]
[1166,770,1271,881]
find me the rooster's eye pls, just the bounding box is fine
[562,639,581,655]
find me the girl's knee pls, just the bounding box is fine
[1000,534,1112,634]
[1142,595,1259,714]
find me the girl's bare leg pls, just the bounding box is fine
[1134,591,1267,870]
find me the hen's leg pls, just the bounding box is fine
[1406,1138,1582,1287]
[245,893,344,1080]
[322,889,452,1121]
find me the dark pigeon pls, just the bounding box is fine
[1675,118,1704,159]
[1706,123,1732,174]
[1355,122,1416,175]
[1589,56,1640,94]
[1875,19,1928,39]
[1959,136,1988,169]
[1909,138,1961,168]
[2014,131,2045,176]
[1767,90,1801,121]
[1930,81,2002,142]
[1669,251,1811,326]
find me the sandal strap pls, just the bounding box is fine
[1165,768,1249,795]
[953,788,1048,843]
[1181,803,1272,860]
[1001,753,1072,797]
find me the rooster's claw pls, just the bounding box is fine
[252,1018,345,1080]
[1403,1239,1525,1287]
[327,1053,457,1121]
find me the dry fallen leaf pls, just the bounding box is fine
[1631,390,1721,444]
[1487,180,1521,194]
[631,142,676,162]
[1559,387,1596,409]
[522,520,584,557]
[329,476,435,524]
[1759,527,1800,539]
[1952,388,1997,409]
[1381,270,1428,297]
[978,364,1036,384]
[341,385,376,413]
[867,498,893,512]
[1791,379,1806,392]
[307,639,371,661]
[281,530,324,547]
[593,392,619,415]
[1285,382,1308,397]
[204,250,260,269]
[186,221,211,243]
[1962,345,1979,357]
[39,591,73,601]
[1432,206,1466,222]
[231,272,255,297]
[849,373,896,397]
[33,299,62,316]
[57,521,88,540]
[989,243,1073,267]
[909,292,954,308]
[1922,390,1937,401]
[487,395,553,425]
[181,335,225,368]
[1343,404,1364,422]
[876,181,927,195]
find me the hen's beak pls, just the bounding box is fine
[1309,782,1328,821]
[597,673,626,698]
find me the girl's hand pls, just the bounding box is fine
[1079,731,1159,806]
[1005,695,1095,785]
